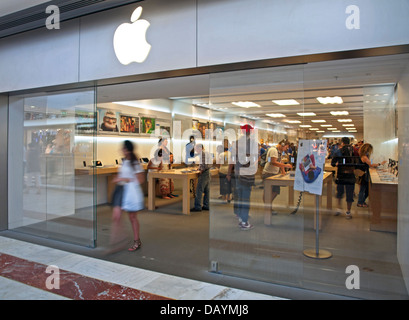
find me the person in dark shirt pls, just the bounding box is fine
[191,144,212,212]
[331,137,357,219]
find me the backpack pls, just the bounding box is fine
[333,145,357,185]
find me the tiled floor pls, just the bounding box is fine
[0,236,283,300]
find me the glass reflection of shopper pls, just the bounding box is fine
[331,137,355,219]
[262,140,292,215]
[191,144,211,212]
[227,125,257,230]
[111,140,145,252]
[25,142,42,194]
[357,143,387,208]
[217,144,232,203]
[185,135,196,165]
[157,137,175,199]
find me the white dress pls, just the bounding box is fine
[120,160,145,212]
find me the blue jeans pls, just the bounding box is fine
[234,179,252,223]
[358,181,369,204]
[194,171,210,210]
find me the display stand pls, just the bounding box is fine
[303,195,332,259]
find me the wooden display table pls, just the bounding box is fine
[75,165,149,203]
[263,171,333,228]
[148,168,218,215]
[368,168,398,233]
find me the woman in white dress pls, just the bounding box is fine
[111,140,145,252]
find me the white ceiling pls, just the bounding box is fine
[24,53,409,136]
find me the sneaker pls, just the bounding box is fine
[190,208,202,212]
[345,212,352,219]
[202,207,209,211]
[239,222,254,230]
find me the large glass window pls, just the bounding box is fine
[8,88,97,247]
[208,54,409,299]
[207,65,306,287]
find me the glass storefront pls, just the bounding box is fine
[6,53,409,299]
[207,54,409,299]
[8,88,97,247]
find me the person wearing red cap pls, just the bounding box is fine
[227,124,257,230]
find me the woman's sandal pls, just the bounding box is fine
[357,203,369,208]
[128,239,142,252]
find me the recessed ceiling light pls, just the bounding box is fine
[342,124,355,127]
[311,120,326,123]
[309,128,319,131]
[338,119,353,123]
[317,131,325,133]
[272,99,300,106]
[232,101,261,108]
[284,120,302,124]
[330,111,349,116]
[317,96,343,104]
[297,112,316,117]
[327,128,338,130]
[321,125,332,127]
[349,130,357,133]
[300,125,312,128]
[266,113,286,118]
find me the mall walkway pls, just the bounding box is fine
[0,236,283,300]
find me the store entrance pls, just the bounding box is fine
[91,53,409,299]
[93,75,213,277]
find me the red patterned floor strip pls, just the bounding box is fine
[0,253,172,300]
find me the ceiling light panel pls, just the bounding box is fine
[266,113,286,118]
[284,120,302,124]
[297,112,316,117]
[330,111,349,116]
[317,96,343,104]
[232,101,261,108]
[272,99,300,106]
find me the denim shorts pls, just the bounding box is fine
[111,185,124,207]
[262,172,281,194]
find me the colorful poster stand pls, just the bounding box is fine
[294,139,332,259]
[294,139,327,195]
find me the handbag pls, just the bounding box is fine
[122,179,144,212]
[354,169,365,177]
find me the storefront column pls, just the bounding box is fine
[0,95,8,231]
[397,62,409,294]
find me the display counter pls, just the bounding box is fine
[75,163,214,207]
[147,168,219,215]
[263,171,333,228]
[368,168,398,233]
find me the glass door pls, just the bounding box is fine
[208,65,306,287]
[8,88,97,247]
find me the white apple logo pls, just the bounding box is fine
[113,6,151,65]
